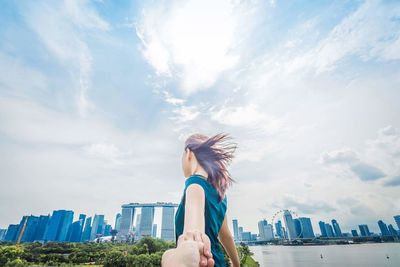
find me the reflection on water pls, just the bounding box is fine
[250,243,400,267]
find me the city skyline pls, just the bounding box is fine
[1,0,400,237]
[1,203,399,243]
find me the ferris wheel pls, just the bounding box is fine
[271,209,303,239]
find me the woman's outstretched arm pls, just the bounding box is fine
[218,214,240,267]
[184,184,205,233]
[183,184,214,266]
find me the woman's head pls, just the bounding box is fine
[181,133,237,201]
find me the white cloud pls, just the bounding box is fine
[22,0,110,117]
[135,0,239,94]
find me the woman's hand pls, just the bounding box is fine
[162,230,214,267]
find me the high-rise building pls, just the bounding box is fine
[0,229,7,241]
[139,207,155,238]
[298,217,315,238]
[4,224,19,242]
[394,215,400,230]
[319,221,327,237]
[20,215,40,242]
[43,210,74,242]
[104,224,112,236]
[377,220,390,236]
[258,219,273,241]
[119,207,135,238]
[161,207,175,241]
[275,220,284,239]
[294,219,302,238]
[283,210,297,241]
[90,214,105,240]
[325,223,334,237]
[114,213,122,232]
[359,224,371,237]
[152,224,157,238]
[81,217,92,242]
[34,215,50,241]
[232,219,239,241]
[351,229,358,237]
[238,226,243,241]
[388,224,398,237]
[331,219,342,237]
[241,231,251,241]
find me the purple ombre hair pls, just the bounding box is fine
[184,133,237,202]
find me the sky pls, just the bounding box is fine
[0,0,399,235]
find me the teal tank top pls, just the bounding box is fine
[175,174,228,267]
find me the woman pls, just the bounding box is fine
[175,133,241,267]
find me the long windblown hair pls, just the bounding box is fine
[184,133,237,202]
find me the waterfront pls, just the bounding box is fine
[250,243,400,267]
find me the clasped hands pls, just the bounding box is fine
[162,230,215,267]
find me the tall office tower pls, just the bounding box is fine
[68,221,82,242]
[4,224,19,242]
[161,207,175,241]
[119,207,135,238]
[377,220,390,236]
[104,225,112,236]
[319,221,327,237]
[351,229,359,237]
[258,219,274,241]
[20,215,40,242]
[232,219,239,241]
[152,224,157,238]
[90,214,105,240]
[275,220,284,239]
[388,224,398,237]
[114,213,122,232]
[238,226,243,241]
[294,219,302,238]
[394,215,400,230]
[331,219,342,237]
[283,210,297,241]
[43,210,74,242]
[81,217,92,242]
[135,214,141,239]
[15,216,28,242]
[298,217,315,238]
[0,229,7,241]
[139,207,155,238]
[358,224,371,237]
[325,223,334,237]
[34,215,50,241]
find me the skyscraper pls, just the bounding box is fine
[388,224,398,237]
[119,207,135,238]
[20,215,40,242]
[161,207,175,241]
[43,210,74,242]
[139,207,155,238]
[275,220,284,239]
[258,219,273,241]
[351,229,359,237]
[298,217,315,238]
[359,224,371,237]
[4,224,19,242]
[283,210,297,241]
[34,215,50,241]
[114,213,122,232]
[319,221,327,237]
[90,214,105,240]
[232,219,239,241]
[325,223,334,237]
[152,224,157,238]
[0,229,7,241]
[81,217,92,242]
[331,219,342,237]
[377,220,390,236]
[238,226,243,241]
[394,215,400,230]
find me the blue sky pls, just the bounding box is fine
[0,0,399,234]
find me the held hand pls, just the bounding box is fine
[178,230,215,267]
